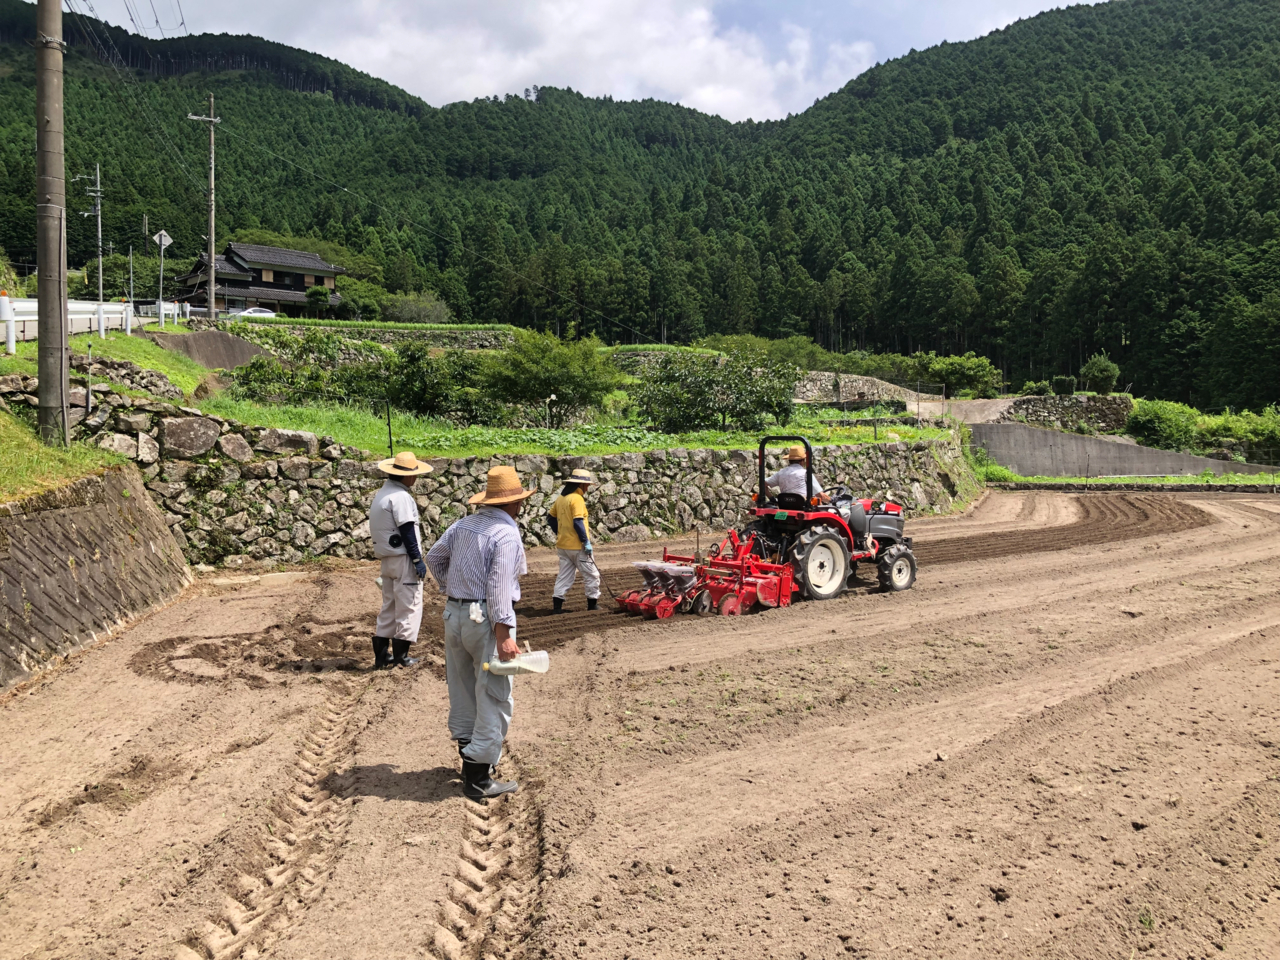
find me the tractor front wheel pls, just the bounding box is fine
[877,543,917,592]
[791,524,850,601]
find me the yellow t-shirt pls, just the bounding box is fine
[551,492,590,550]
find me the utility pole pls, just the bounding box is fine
[35,0,68,445]
[187,94,220,320]
[75,163,105,338]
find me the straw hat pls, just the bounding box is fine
[786,445,808,462]
[378,450,434,478]
[564,468,596,486]
[468,465,537,505]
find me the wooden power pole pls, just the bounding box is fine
[188,94,220,319]
[35,0,68,444]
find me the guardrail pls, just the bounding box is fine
[1,295,184,351]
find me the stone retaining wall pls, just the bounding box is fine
[795,373,934,403]
[0,464,191,688]
[194,318,514,351]
[46,393,978,567]
[999,395,1133,432]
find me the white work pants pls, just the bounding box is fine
[444,599,514,767]
[375,555,423,643]
[554,548,601,600]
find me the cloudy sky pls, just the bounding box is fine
[102,0,1098,121]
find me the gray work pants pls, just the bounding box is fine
[443,598,514,767]
[375,554,422,642]
[554,548,601,600]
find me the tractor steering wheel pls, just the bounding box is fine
[829,484,854,503]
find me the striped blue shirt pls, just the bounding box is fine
[426,506,527,627]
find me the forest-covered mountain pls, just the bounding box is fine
[1,0,1279,408]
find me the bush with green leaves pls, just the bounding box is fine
[1052,376,1077,396]
[1020,379,1052,396]
[388,344,505,427]
[479,331,622,428]
[635,348,799,433]
[382,290,453,324]
[922,352,1002,397]
[1080,352,1120,395]
[1126,399,1200,450]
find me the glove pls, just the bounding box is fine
[583,541,593,555]
[414,560,427,581]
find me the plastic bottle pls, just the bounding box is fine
[483,651,550,676]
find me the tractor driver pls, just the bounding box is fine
[766,445,832,504]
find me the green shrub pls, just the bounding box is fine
[1052,375,1077,396]
[383,290,453,324]
[1080,352,1120,395]
[479,331,622,428]
[1020,379,1052,396]
[635,348,800,433]
[389,345,505,427]
[1126,399,1199,450]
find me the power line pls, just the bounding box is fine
[217,124,655,343]
[65,0,205,196]
[119,0,147,37]
[145,0,165,38]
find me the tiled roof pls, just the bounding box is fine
[177,253,251,282]
[225,243,345,274]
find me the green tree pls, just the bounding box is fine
[480,331,621,428]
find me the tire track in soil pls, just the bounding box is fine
[428,769,544,960]
[178,680,365,960]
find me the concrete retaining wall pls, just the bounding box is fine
[0,464,191,688]
[971,422,1274,477]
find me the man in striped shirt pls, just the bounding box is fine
[426,465,535,800]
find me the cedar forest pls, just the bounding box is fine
[1,0,1279,410]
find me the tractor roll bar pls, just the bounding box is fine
[758,436,814,505]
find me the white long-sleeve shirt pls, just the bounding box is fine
[425,506,527,627]
[765,462,825,496]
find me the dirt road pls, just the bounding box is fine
[2,491,1279,960]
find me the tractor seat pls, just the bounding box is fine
[837,499,868,534]
[775,492,807,511]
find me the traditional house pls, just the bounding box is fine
[175,242,344,315]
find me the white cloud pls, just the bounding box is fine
[175,0,878,121]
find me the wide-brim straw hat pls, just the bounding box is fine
[786,445,808,462]
[378,451,434,478]
[468,465,537,505]
[564,468,596,486]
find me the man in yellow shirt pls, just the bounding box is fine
[546,468,601,612]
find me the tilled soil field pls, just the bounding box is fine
[2,491,1279,960]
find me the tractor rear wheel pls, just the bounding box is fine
[877,543,917,592]
[791,524,850,601]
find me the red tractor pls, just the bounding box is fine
[616,436,918,619]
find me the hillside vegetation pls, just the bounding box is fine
[1,0,1279,409]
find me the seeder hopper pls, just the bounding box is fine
[616,436,918,619]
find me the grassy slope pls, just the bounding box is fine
[0,329,211,395]
[198,395,949,457]
[0,410,124,502]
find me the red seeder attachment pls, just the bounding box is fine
[615,529,797,619]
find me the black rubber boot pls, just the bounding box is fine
[456,739,470,760]
[552,597,564,614]
[371,636,391,670]
[587,597,599,611]
[462,759,518,800]
[390,638,418,667]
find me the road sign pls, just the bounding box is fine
[153,230,172,250]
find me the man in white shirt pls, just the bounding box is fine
[369,451,433,669]
[426,465,534,800]
[765,445,831,504]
